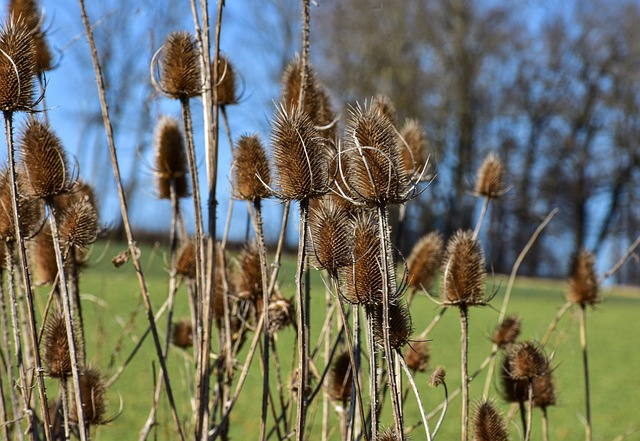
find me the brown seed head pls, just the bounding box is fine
[340,216,382,305]
[268,296,294,334]
[506,341,548,380]
[233,134,271,200]
[407,231,443,292]
[0,17,35,112]
[371,94,397,126]
[308,198,353,272]
[58,198,99,249]
[500,355,556,407]
[71,367,106,425]
[158,31,201,100]
[172,319,193,348]
[8,0,51,73]
[215,55,237,106]
[154,116,189,199]
[379,427,409,441]
[399,119,429,177]
[405,341,430,373]
[236,241,263,303]
[567,249,599,306]
[429,366,447,387]
[372,302,413,349]
[473,400,509,441]
[0,167,43,241]
[176,240,196,279]
[43,313,72,378]
[492,315,521,348]
[475,152,506,199]
[442,230,486,306]
[532,370,556,408]
[329,351,353,402]
[53,180,98,215]
[271,104,329,201]
[31,222,56,285]
[19,117,70,200]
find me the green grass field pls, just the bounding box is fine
[26,241,640,440]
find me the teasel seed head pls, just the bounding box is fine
[232,134,271,201]
[500,355,556,407]
[58,198,99,249]
[475,152,506,199]
[329,351,353,402]
[0,17,36,112]
[271,104,330,201]
[372,301,413,349]
[213,244,233,322]
[506,341,549,380]
[268,295,294,334]
[157,31,201,100]
[379,427,409,441]
[43,312,72,378]
[308,198,353,272]
[343,102,409,205]
[70,367,106,426]
[0,167,43,241]
[429,366,447,387]
[19,116,71,200]
[53,180,98,216]
[567,249,599,306]
[407,231,443,292]
[340,216,382,305]
[492,315,521,348]
[236,241,263,303]
[8,0,52,73]
[399,119,429,178]
[176,239,196,279]
[214,55,237,106]
[31,222,56,285]
[404,340,430,373]
[154,116,189,199]
[473,400,509,441]
[442,230,486,306]
[371,94,397,126]
[172,318,193,348]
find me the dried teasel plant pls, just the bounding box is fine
[214,55,237,106]
[567,249,599,306]
[404,340,430,373]
[31,222,57,285]
[0,17,36,112]
[232,134,271,201]
[308,198,353,273]
[57,198,99,250]
[429,366,447,388]
[379,427,409,441]
[372,301,412,349]
[371,94,397,126]
[43,312,74,378]
[155,31,201,100]
[474,152,506,199]
[0,167,43,241]
[340,216,382,305]
[172,319,193,349]
[406,231,443,294]
[399,119,429,179]
[492,315,521,349]
[53,180,98,216]
[473,400,509,441]
[153,116,189,200]
[236,241,263,305]
[70,367,107,426]
[329,351,353,402]
[267,295,294,335]
[8,0,52,74]
[175,239,196,279]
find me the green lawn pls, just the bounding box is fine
[24,241,640,440]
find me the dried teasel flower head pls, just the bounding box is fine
[442,230,486,306]
[31,222,56,285]
[473,400,509,441]
[214,55,237,106]
[53,180,98,216]
[70,367,106,426]
[329,351,353,402]
[492,315,521,348]
[176,239,196,279]
[567,249,599,306]
[429,366,447,387]
[372,301,413,349]
[0,17,36,112]
[172,318,193,348]
[270,104,329,201]
[8,0,52,73]
[0,167,43,241]
[154,116,189,199]
[340,216,382,305]
[404,340,430,373]
[268,295,294,334]
[43,312,72,378]
[342,101,409,205]
[19,117,71,200]
[379,427,409,441]
[308,198,353,272]
[506,341,548,380]
[232,134,271,201]
[236,241,263,303]
[58,198,99,249]
[407,231,443,292]
[371,94,397,126]
[500,356,556,407]
[474,152,506,199]
[532,371,556,408]
[399,119,429,178]
[157,31,201,100]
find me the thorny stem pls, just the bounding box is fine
[0,368,10,441]
[298,0,310,110]
[0,266,18,441]
[75,3,184,439]
[472,197,490,240]
[579,304,592,441]
[397,352,432,441]
[365,308,378,441]
[68,247,85,364]
[525,380,533,441]
[459,304,469,441]
[4,113,52,441]
[60,378,71,441]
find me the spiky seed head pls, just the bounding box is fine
[567,249,599,306]
[31,223,57,285]
[232,134,271,200]
[473,400,509,441]
[442,230,486,306]
[407,231,443,292]
[475,152,506,199]
[172,319,193,348]
[271,104,329,201]
[71,367,106,425]
[429,366,446,387]
[533,371,556,408]
[343,102,409,205]
[268,296,294,334]
[154,116,189,199]
[215,55,237,106]
[0,17,35,112]
[236,241,263,303]
[308,199,353,272]
[329,351,353,402]
[340,216,382,305]
[158,31,200,100]
[0,167,43,241]
[379,427,409,441]
[8,0,51,73]
[176,240,196,279]
[399,119,429,177]
[500,355,556,407]
[58,199,99,249]
[19,117,71,200]
[43,313,72,378]
[372,302,413,349]
[371,94,397,126]
[506,341,548,380]
[492,316,521,348]
[405,341,430,373]
[53,180,98,216]
[0,241,5,268]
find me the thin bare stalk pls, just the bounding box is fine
[67,247,85,364]
[459,304,469,441]
[541,301,572,347]
[271,336,290,437]
[60,378,71,441]
[472,197,489,240]
[599,233,640,283]
[75,3,184,439]
[418,308,447,340]
[431,381,449,438]
[365,308,378,441]
[397,352,432,441]
[298,0,310,110]
[322,281,332,441]
[541,407,550,441]
[0,369,10,441]
[579,305,592,441]
[525,380,533,441]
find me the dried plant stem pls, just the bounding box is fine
[0,371,9,441]
[365,308,378,441]
[322,284,332,441]
[541,407,550,441]
[525,381,533,441]
[472,197,490,240]
[271,336,289,436]
[579,305,592,441]
[0,268,18,441]
[398,353,432,441]
[60,378,71,440]
[459,305,469,441]
[67,247,85,364]
[600,233,640,283]
[298,0,310,110]
[75,3,184,439]
[541,301,572,347]
[4,113,52,441]
[431,381,449,438]
[419,308,447,339]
